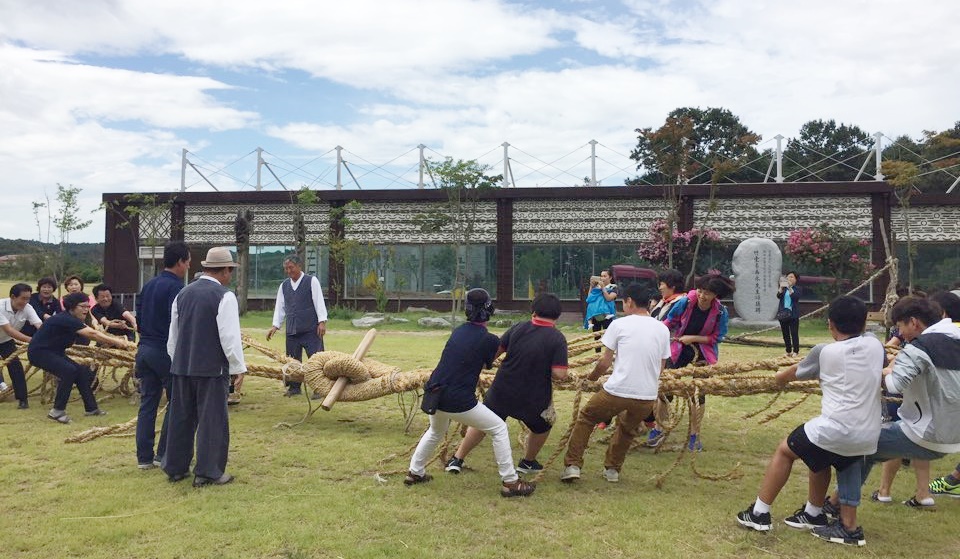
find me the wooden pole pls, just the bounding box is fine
[321,328,378,411]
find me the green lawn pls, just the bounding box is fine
[0,308,957,558]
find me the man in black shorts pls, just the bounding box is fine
[445,293,568,475]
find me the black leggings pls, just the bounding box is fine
[591,316,613,353]
[780,318,800,353]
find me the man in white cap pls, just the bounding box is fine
[164,247,246,487]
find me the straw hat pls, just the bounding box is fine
[201,247,239,268]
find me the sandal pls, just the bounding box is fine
[870,490,893,503]
[403,471,433,486]
[903,496,936,510]
[501,479,536,498]
[47,410,71,424]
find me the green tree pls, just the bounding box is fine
[628,107,761,185]
[47,184,93,288]
[882,159,920,292]
[782,119,873,182]
[628,108,757,275]
[413,158,501,322]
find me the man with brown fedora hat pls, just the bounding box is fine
[163,246,247,487]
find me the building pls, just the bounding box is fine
[102,182,960,313]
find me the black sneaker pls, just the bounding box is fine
[811,521,866,546]
[517,459,543,475]
[445,457,464,474]
[736,505,772,532]
[783,507,829,529]
[821,499,840,519]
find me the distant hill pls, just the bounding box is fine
[0,238,103,261]
[0,238,104,281]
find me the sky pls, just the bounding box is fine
[1,0,958,243]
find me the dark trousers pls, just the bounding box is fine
[779,318,800,353]
[591,316,613,353]
[27,350,98,412]
[163,374,230,480]
[135,344,172,465]
[284,330,324,392]
[0,339,28,402]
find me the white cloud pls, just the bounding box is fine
[2,0,959,244]
[0,45,257,130]
[1,0,566,86]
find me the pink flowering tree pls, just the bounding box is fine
[784,223,873,297]
[637,219,723,278]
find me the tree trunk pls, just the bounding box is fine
[234,210,254,315]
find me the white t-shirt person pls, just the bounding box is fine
[0,298,42,344]
[600,314,671,400]
[796,332,885,456]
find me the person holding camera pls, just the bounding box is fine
[777,271,801,357]
[584,269,618,352]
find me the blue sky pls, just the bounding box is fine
[1,0,958,242]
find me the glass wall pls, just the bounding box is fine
[513,244,640,300]
[896,243,960,292]
[345,244,497,299]
[249,244,329,297]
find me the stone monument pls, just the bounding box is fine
[731,238,783,322]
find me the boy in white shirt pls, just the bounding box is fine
[561,284,671,483]
[737,296,884,547]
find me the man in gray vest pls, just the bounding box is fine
[267,255,328,397]
[164,247,246,487]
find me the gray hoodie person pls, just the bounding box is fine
[885,318,960,453]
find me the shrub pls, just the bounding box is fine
[784,223,874,297]
[636,218,723,274]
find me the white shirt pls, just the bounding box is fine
[167,276,246,375]
[271,272,328,330]
[600,314,671,400]
[797,333,884,456]
[0,298,42,343]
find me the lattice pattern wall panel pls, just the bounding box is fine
[344,201,497,243]
[183,204,330,244]
[891,206,960,242]
[513,199,669,243]
[693,196,872,241]
[137,209,171,242]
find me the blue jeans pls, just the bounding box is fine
[135,344,172,465]
[861,422,946,486]
[836,459,865,507]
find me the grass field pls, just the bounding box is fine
[1,299,958,558]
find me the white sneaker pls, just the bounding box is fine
[0,381,9,392]
[560,465,581,482]
[603,468,620,483]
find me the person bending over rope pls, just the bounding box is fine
[560,284,670,484]
[445,293,568,476]
[643,268,686,447]
[0,283,43,409]
[737,296,883,547]
[405,288,535,498]
[28,292,135,424]
[870,291,960,510]
[926,291,960,499]
[661,273,735,451]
